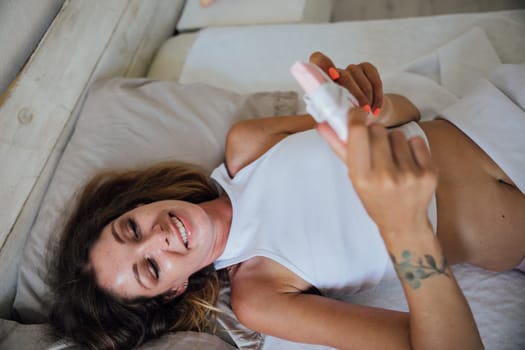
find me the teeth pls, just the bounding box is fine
[171,216,188,248]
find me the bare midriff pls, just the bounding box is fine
[420,119,525,270]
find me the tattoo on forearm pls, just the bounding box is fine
[390,250,450,289]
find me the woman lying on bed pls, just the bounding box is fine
[49,52,525,350]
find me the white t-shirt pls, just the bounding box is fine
[211,123,436,295]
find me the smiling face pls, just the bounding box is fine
[89,199,230,299]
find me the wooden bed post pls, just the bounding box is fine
[0,0,185,320]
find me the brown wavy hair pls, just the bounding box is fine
[48,162,224,349]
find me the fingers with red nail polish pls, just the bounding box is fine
[328,67,340,80]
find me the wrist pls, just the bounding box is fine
[380,219,437,247]
[378,94,420,127]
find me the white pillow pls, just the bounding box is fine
[0,319,236,350]
[13,77,297,328]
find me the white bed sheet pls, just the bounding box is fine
[147,10,525,350]
[177,10,525,94]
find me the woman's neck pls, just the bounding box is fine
[200,193,232,264]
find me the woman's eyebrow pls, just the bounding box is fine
[111,221,125,244]
[133,263,150,290]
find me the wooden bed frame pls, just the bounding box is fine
[0,0,185,320]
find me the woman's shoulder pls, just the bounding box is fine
[229,257,312,296]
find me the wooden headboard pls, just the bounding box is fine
[0,0,186,319]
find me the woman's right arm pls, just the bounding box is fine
[317,107,483,349]
[231,232,481,349]
[230,257,413,349]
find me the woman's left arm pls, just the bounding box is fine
[378,93,421,126]
[225,54,420,177]
[223,96,416,178]
[225,114,316,177]
[309,52,420,127]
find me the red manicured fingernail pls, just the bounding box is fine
[373,107,381,116]
[363,104,371,113]
[328,67,340,80]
